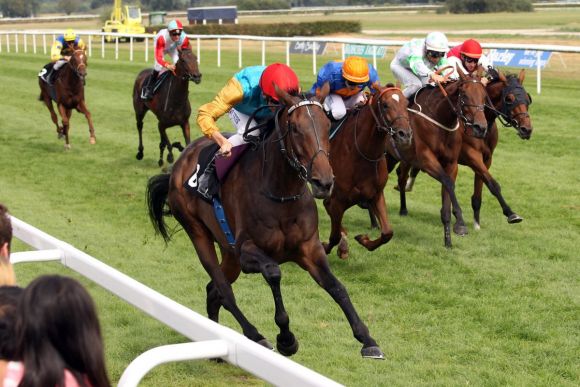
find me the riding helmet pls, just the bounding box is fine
[259,63,300,102]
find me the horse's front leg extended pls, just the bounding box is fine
[355,191,393,251]
[240,240,295,355]
[77,100,96,144]
[301,245,384,359]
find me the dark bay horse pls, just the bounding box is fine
[323,84,412,259]
[38,49,95,149]
[392,69,533,229]
[386,68,488,248]
[147,84,384,359]
[133,47,202,167]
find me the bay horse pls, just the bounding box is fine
[391,69,533,229]
[147,84,384,359]
[322,83,412,259]
[133,47,202,167]
[386,67,488,248]
[38,49,95,149]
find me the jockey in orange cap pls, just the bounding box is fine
[195,63,300,199]
[310,56,379,120]
[141,19,190,100]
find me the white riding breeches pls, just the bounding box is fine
[324,92,365,120]
[53,59,67,71]
[227,108,262,147]
[390,59,430,99]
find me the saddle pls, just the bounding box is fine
[152,71,172,96]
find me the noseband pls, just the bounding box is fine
[69,50,87,81]
[453,79,487,133]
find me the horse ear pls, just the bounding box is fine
[456,64,467,80]
[316,81,330,104]
[370,81,381,92]
[498,68,507,83]
[274,83,293,106]
[518,69,525,84]
[396,81,401,89]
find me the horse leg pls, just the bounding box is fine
[240,240,297,356]
[158,124,173,166]
[134,106,148,160]
[472,174,484,230]
[206,245,242,323]
[300,246,384,359]
[397,162,412,216]
[43,96,62,136]
[58,104,71,149]
[445,162,468,239]
[77,100,96,144]
[354,191,394,251]
[322,197,350,259]
[177,121,191,150]
[394,165,419,192]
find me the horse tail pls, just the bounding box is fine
[146,173,172,243]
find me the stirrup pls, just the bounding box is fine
[141,88,152,100]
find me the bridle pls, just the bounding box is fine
[368,87,411,137]
[68,49,87,81]
[486,77,532,129]
[437,77,487,134]
[176,49,200,82]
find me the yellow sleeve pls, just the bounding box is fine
[197,77,244,138]
[51,41,63,61]
[78,39,86,51]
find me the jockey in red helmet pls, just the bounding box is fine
[447,39,493,84]
[196,63,300,199]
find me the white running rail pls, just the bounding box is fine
[10,216,343,387]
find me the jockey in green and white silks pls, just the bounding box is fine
[390,32,451,98]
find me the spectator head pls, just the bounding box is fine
[0,204,15,286]
[0,286,23,360]
[15,275,110,387]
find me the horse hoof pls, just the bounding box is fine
[361,346,385,360]
[89,137,96,145]
[57,132,64,139]
[507,214,523,224]
[167,154,174,164]
[158,159,164,167]
[473,221,481,231]
[257,338,274,350]
[399,209,408,216]
[136,152,143,160]
[453,224,468,236]
[322,242,332,254]
[276,333,299,356]
[64,144,71,150]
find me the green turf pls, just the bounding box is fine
[0,27,579,387]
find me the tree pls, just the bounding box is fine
[0,0,37,17]
[58,0,80,15]
[446,0,532,13]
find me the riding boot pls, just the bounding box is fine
[197,158,217,200]
[141,71,157,101]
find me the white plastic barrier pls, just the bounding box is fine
[10,216,343,387]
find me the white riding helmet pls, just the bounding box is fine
[425,31,449,53]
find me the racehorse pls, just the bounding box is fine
[133,47,202,167]
[386,67,488,248]
[147,83,384,359]
[38,49,95,149]
[390,69,533,229]
[322,84,412,259]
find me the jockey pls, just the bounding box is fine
[390,31,451,98]
[196,63,300,199]
[42,29,86,84]
[447,38,493,85]
[310,56,379,121]
[141,19,190,100]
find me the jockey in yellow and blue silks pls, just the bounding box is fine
[40,29,86,84]
[310,56,379,121]
[196,63,300,199]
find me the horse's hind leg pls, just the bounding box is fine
[58,104,71,149]
[301,245,384,359]
[134,106,148,160]
[322,197,350,259]
[354,191,394,251]
[158,124,172,166]
[240,240,297,356]
[42,95,62,136]
[77,100,96,144]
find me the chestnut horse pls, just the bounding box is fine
[322,84,412,259]
[133,47,202,167]
[147,84,384,359]
[392,69,533,229]
[38,49,95,149]
[386,68,488,248]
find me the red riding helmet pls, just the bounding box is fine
[460,39,483,59]
[259,63,300,102]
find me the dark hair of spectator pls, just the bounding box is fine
[15,275,111,387]
[0,204,11,249]
[0,286,23,360]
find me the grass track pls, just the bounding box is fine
[0,19,579,387]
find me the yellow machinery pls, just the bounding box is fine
[102,0,146,42]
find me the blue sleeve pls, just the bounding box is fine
[310,62,332,94]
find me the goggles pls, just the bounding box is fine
[461,55,479,64]
[345,79,364,88]
[170,30,182,36]
[427,50,445,58]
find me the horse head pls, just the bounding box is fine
[369,82,412,147]
[177,48,202,84]
[69,49,88,82]
[274,82,334,199]
[454,67,489,138]
[487,69,533,140]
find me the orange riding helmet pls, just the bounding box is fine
[259,63,300,102]
[342,56,370,83]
